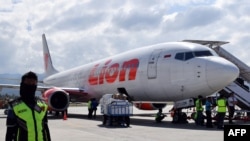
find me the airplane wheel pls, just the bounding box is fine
[172,113,179,123]
[4,109,8,115]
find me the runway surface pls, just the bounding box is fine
[0,106,249,141]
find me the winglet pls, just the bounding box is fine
[42,34,58,76]
[182,40,229,48]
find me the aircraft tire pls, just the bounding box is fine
[172,113,179,123]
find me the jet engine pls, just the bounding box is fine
[134,102,167,110]
[42,88,70,111]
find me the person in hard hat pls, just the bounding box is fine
[216,94,227,129]
[5,71,51,141]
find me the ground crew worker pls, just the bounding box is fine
[205,97,214,128]
[155,109,166,123]
[195,95,204,126]
[227,93,238,124]
[91,98,98,118]
[87,99,93,119]
[216,94,227,129]
[5,71,51,141]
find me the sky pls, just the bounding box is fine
[0,0,250,75]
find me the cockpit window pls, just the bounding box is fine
[175,50,213,61]
[194,51,213,57]
[185,52,194,60]
[175,53,184,60]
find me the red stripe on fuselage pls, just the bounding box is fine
[44,53,49,71]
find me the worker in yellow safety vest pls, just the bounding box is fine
[155,109,166,123]
[195,95,204,126]
[87,99,93,119]
[216,94,227,129]
[5,71,51,141]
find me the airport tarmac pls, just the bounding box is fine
[0,106,249,141]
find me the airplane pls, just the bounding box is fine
[0,34,239,115]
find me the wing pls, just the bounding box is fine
[0,84,20,90]
[0,83,89,111]
[0,83,86,95]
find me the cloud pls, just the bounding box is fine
[163,6,223,31]
[0,0,249,75]
[112,8,162,31]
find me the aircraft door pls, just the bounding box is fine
[147,49,162,79]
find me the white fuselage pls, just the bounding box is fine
[43,42,239,102]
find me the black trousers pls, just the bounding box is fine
[217,112,225,129]
[228,106,235,123]
[88,108,93,118]
[205,111,213,127]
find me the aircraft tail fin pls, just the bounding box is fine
[42,34,58,77]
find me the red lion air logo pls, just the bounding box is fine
[88,58,139,85]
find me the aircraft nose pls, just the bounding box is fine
[206,57,239,91]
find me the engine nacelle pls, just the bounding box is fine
[42,88,70,112]
[134,102,167,110]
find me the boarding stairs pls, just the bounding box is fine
[219,81,250,110]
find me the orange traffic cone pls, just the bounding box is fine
[63,111,67,120]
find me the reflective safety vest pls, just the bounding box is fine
[195,99,204,112]
[87,100,92,109]
[12,100,48,141]
[217,98,227,113]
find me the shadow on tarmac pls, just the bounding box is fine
[46,112,237,131]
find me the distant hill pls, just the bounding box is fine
[0,73,21,96]
[0,73,21,83]
[0,73,44,96]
